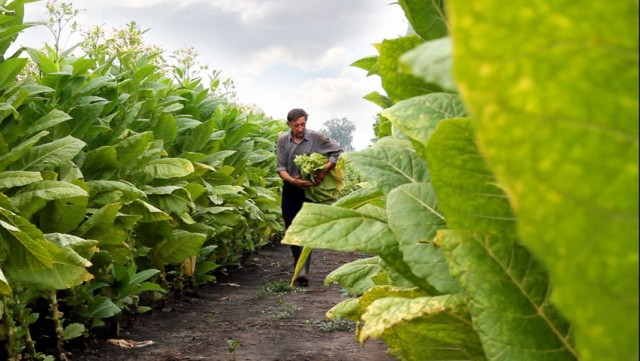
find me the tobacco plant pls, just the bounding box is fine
[0,0,285,358]
[283,0,638,360]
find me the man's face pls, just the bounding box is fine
[288,116,306,138]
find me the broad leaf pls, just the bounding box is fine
[449,2,638,358]
[398,0,448,41]
[428,119,576,359]
[439,231,576,360]
[151,230,206,267]
[18,136,86,171]
[0,171,42,189]
[11,180,88,219]
[400,37,456,92]
[360,294,485,361]
[133,158,194,179]
[0,131,48,171]
[345,138,428,195]
[387,183,458,294]
[324,257,382,296]
[8,109,72,144]
[375,36,441,103]
[282,203,395,253]
[0,58,27,89]
[0,207,91,290]
[381,93,466,157]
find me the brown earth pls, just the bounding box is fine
[71,243,396,361]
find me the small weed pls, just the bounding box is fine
[253,281,303,299]
[261,296,302,320]
[309,318,356,333]
[227,339,240,360]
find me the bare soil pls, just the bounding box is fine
[71,243,395,361]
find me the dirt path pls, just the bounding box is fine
[73,243,395,361]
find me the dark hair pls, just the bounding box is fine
[287,108,308,123]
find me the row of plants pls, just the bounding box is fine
[284,0,638,360]
[1,0,287,359]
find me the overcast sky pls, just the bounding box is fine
[17,1,408,149]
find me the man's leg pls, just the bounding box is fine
[290,245,311,286]
[281,183,311,286]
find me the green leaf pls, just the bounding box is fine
[362,91,392,109]
[350,55,378,74]
[345,138,429,195]
[0,268,11,295]
[63,323,86,340]
[333,185,384,209]
[87,180,146,203]
[398,0,448,41]
[282,203,395,253]
[375,36,441,102]
[0,207,91,290]
[126,199,172,223]
[75,203,128,246]
[0,131,48,171]
[439,231,576,360]
[426,119,516,233]
[400,37,456,92]
[44,233,98,260]
[40,188,88,234]
[9,109,72,144]
[0,171,42,189]
[134,158,194,179]
[427,119,576,359]
[81,146,118,180]
[79,296,121,319]
[145,186,194,215]
[326,298,361,321]
[114,131,154,170]
[24,47,57,74]
[324,257,382,295]
[382,93,466,147]
[11,180,88,219]
[359,294,485,361]
[449,2,638,358]
[0,58,27,89]
[19,136,86,171]
[151,230,206,267]
[282,203,429,290]
[387,183,458,294]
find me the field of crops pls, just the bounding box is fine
[0,0,637,360]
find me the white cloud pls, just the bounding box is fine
[18,0,407,150]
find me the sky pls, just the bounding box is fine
[15,0,409,150]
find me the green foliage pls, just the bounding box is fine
[0,1,286,358]
[294,152,345,203]
[284,0,638,360]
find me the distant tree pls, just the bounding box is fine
[320,117,355,151]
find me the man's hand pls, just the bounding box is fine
[313,161,335,186]
[290,176,314,188]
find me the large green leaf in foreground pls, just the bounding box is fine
[360,294,485,361]
[448,1,639,359]
[428,119,576,360]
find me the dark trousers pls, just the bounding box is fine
[281,183,311,271]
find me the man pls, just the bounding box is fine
[276,108,343,286]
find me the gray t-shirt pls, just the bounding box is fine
[276,129,343,177]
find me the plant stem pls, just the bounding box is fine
[14,295,37,359]
[1,295,20,360]
[49,291,69,361]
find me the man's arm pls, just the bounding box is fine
[278,170,315,188]
[313,161,335,185]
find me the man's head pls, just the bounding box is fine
[287,108,308,123]
[287,108,308,139]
